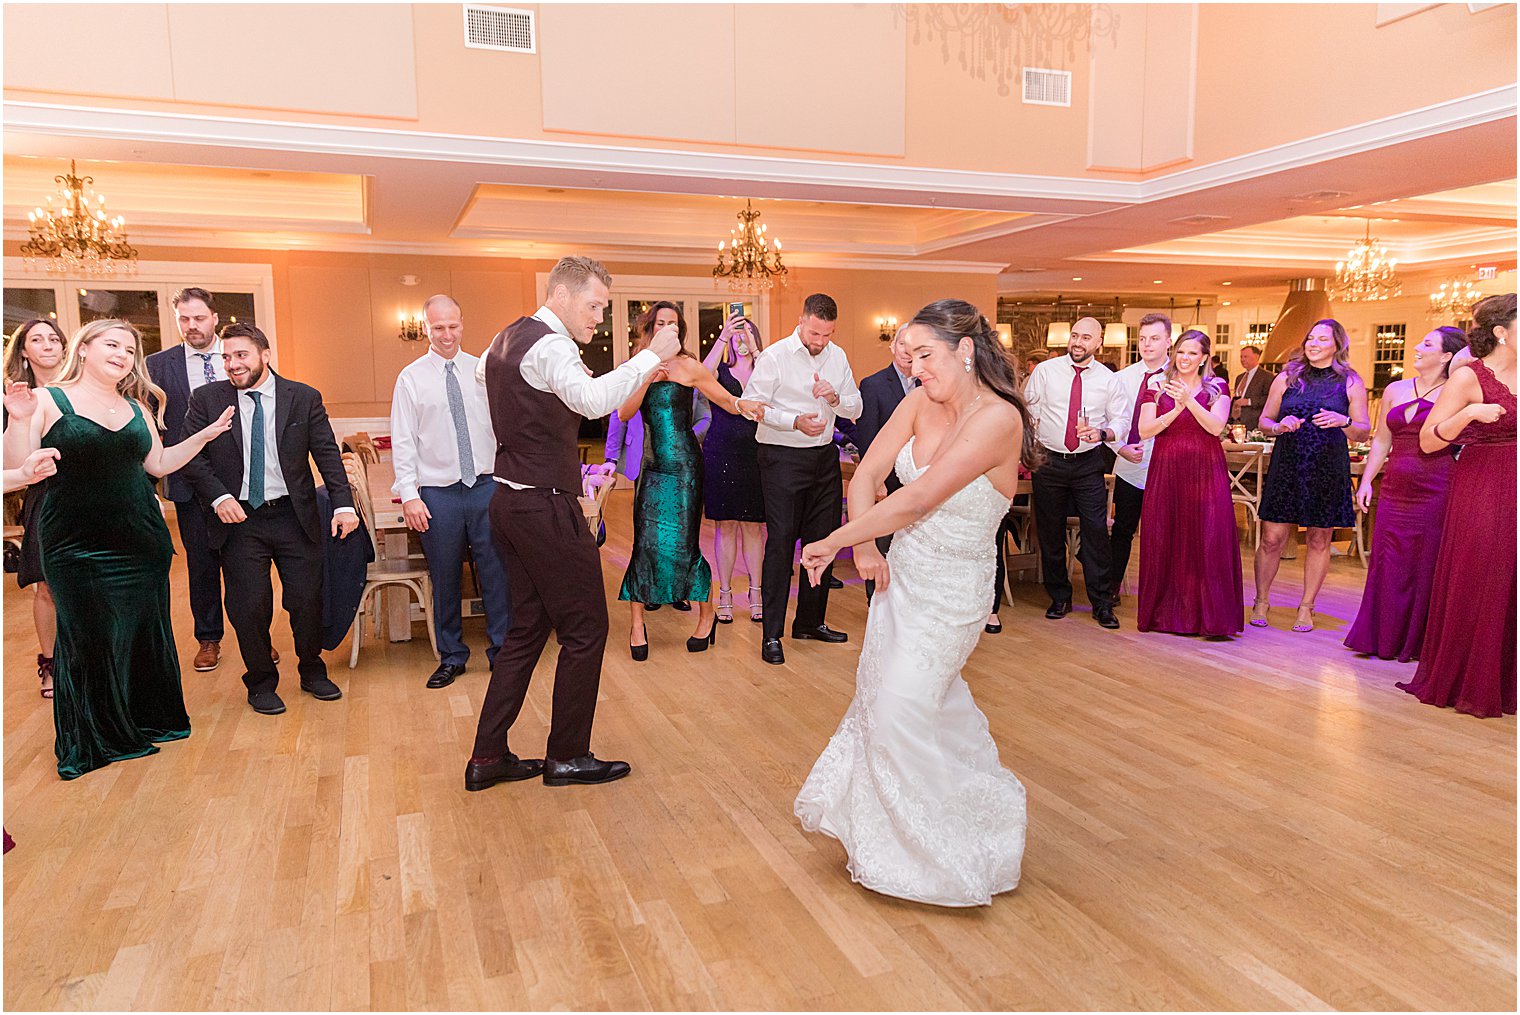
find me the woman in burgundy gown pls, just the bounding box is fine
[1344,327,1466,661]
[1398,293,1516,717]
[1136,330,1243,636]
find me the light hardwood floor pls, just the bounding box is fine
[4,494,1515,1011]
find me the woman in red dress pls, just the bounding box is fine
[1136,329,1243,636]
[1398,293,1516,717]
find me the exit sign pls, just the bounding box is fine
[1477,265,1498,280]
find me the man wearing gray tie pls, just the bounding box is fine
[390,294,509,689]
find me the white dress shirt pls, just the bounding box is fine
[489,305,662,489]
[390,347,497,502]
[183,338,226,393]
[1023,354,1131,455]
[892,363,915,396]
[1107,359,1167,490]
[211,370,355,516]
[741,329,863,447]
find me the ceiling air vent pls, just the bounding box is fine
[464,5,535,54]
[1291,190,1351,203]
[1022,68,1072,107]
[1169,214,1231,226]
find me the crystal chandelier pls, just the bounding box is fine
[1427,277,1482,320]
[712,200,788,290]
[20,160,138,275]
[1331,221,1401,302]
[898,3,1117,96]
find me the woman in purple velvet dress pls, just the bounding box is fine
[1136,330,1243,636]
[1399,293,1517,718]
[1344,327,1466,661]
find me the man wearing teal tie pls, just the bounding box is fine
[182,323,358,715]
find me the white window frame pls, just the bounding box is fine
[3,258,279,366]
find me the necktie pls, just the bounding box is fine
[1127,369,1162,445]
[246,390,266,509]
[445,361,476,487]
[197,353,216,384]
[1063,365,1088,451]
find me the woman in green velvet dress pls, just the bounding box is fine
[2,319,232,779]
[617,302,765,659]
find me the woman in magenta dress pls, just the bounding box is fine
[1398,294,1516,717]
[1136,329,1243,636]
[1343,327,1466,661]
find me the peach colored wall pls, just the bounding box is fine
[9,4,1507,178]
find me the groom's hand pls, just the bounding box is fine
[649,324,681,361]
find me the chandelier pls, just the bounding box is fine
[898,4,1117,97]
[712,200,788,290]
[1427,277,1482,320]
[20,160,138,275]
[1331,221,1401,302]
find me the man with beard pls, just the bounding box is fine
[181,323,358,715]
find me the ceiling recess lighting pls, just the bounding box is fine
[1152,280,1163,284]
[1221,281,1232,286]
[1071,276,1083,281]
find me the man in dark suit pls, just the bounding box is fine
[145,287,234,673]
[181,323,358,715]
[853,324,917,601]
[1231,345,1275,430]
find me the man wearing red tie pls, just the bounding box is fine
[1023,317,1132,628]
[1106,313,1174,596]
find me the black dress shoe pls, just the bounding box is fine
[761,638,785,665]
[301,676,343,701]
[465,753,544,791]
[791,624,848,644]
[427,663,466,689]
[671,600,692,612]
[543,754,631,786]
[644,602,662,612]
[1095,606,1121,629]
[248,690,286,715]
[826,575,844,589]
[1045,600,1073,620]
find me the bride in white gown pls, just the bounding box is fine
[794,299,1038,907]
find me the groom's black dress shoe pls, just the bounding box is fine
[543,754,630,786]
[1095,606,1121,629]
[1044,600,1073,620]
[761,638,785,665]
[465,753,544,791]
[792,624,848,643]
[826,575,844,590]
[427,662,466,689]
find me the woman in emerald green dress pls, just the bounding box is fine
[617,303,765,660]
[3,319,232,779]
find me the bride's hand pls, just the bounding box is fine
[853,544,890,591]
[800,539,837,586]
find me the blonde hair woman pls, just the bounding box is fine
[2,319,232,779]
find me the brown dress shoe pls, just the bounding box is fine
[193,641,221,672]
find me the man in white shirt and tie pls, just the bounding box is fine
[742,293,863,665]
[390,294,507,691]
[1107,313,1173,597]
[1023,316,1131,628]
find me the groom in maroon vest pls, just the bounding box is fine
[467,256,680,791]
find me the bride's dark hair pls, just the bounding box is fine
[905,299,1043,469]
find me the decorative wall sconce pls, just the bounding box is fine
[399,311,426,342]
[996,324,1014,350]
[877,316,899,342]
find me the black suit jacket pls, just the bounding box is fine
[181,373,353,549]
[857,364,913,492]
[144,346,196,502]
[1232,365,1276,429]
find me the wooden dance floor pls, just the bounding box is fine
[4,493,1514,1010]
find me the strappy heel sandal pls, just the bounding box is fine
[1292,603,1316,633]
[748,585,763,623]
[1249,600,1271,628]
[716,587,734,624]
[37,654,53,699]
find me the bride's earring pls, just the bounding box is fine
[963,356,973,373]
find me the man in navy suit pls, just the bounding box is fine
[145,287,235,673]
[853,324,917,602]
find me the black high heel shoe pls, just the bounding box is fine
[686,614,718,652]
[630,620,649,662]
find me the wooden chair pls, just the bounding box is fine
[342,431,380,466]
[343,451,438,668]
[579,468,616,539]
[1224,442,1267,548]
[1064,473,1116,579]
[1345,475,1371,567]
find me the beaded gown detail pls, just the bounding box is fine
[795,437,1026,907]
[1398,360,1517,717]
[619,380,712,604]
[1259,364,1355,529]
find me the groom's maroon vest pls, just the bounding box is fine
[486,316,585,493]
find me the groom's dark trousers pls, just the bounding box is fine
[472,485,605,760]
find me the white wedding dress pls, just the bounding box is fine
[795,437,1027,907]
